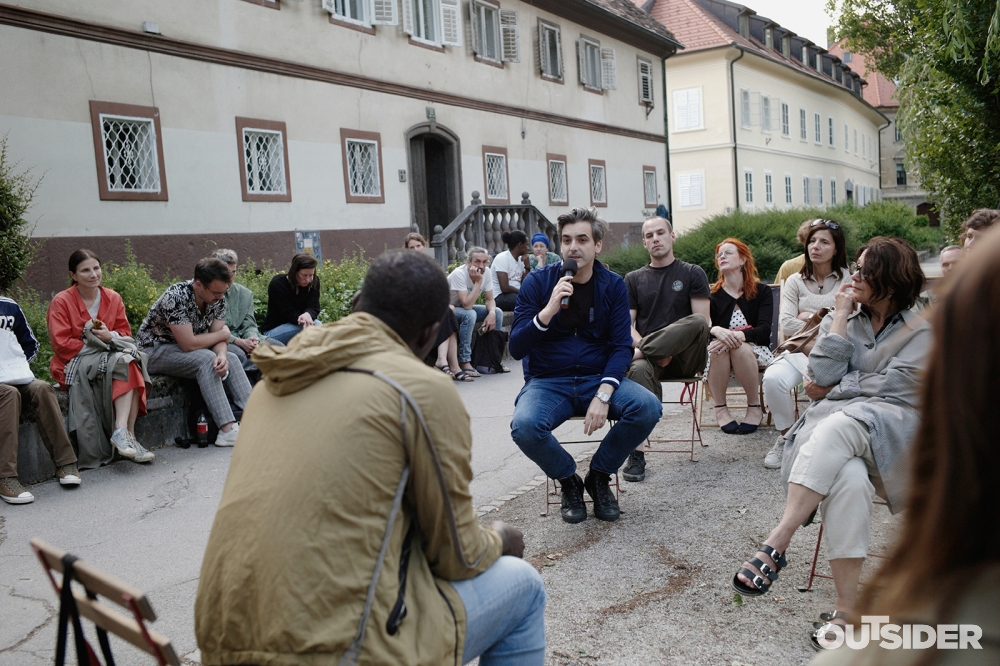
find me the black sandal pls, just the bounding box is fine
[811,610,853,650]
[452,370,475,382]
[715,405,739,434]
[732,544,788,596]
[737,404,763,434]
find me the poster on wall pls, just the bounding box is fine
[294,231,322,262]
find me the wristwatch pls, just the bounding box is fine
[595,391,612,404]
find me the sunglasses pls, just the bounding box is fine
[810,219,840,230]
[848,261,867,281]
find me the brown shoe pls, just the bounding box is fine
[0,476,35,504]
[57,463,82,486]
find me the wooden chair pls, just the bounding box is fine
[644,377,705,461]
[30,538,180,666]
[543,416,621,516]
[797,498,891,592]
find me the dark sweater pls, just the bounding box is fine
[709,281,773,346]
[262,274,321,331]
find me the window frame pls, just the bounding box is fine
[895,163,907,186]
[818,177,824,204]
[781,102,790,137]
[546,153,568,205]
[471,0,502,65]
[802,175,811,204]
[740,89,751,128]
[326,0,373,33]
[827,116,835,147]
[642,165,658,207]
[813,112,822,144]
[588,158,607,207]
[340,128,386,204]
[482,145,510,205]
[637,57,655,106]
[760,94,771,133]
[236,117,291,203]
[578,35,603,93]
[744,169,753,205]
[830,178,837,204]
[89,101,168,202]
[538,18,563,83]
[405,0,445,49]
[894,123,902,142]
[799,107,807,141]
[784,173,793,205]
[845,123,849,152]
[764,171,773,205]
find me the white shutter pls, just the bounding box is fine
[678,174,691,207]
[577,40,587,85]
[370,0,398,25]
[673,90,688,131]
[748,91,760,125]
[553,27,562,78]
[469,0,479,54]
[600,47,616,90]
[690,174,703,206]
[638,60,654,104]
[322,0,337,14]
[499,10,518,62]
[440,0,462,46]
[401,0,414,35]
[687,89,701,129]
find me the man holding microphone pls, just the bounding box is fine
[509,207,662,524]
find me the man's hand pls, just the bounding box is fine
[803,379,833,401]
[234,338,258,353]
[469,266,484,284]
[212,352,229,377]
[584,388,612,435]
[539,276,573,325]
[298,312,315,327]
[491,520,525,558]
[483,310,497,332]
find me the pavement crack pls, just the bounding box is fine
[140,464,196,519]
[0,584,57,655]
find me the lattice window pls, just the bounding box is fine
[643,169,657,206]
[590,163,606,204]
[485,152,508,201]
[548,159,567,203]
[243,129,286,194]
[100,115,160,192]
[346,139,381,197]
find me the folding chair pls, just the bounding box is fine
[543,416,621,516]
[30,537,180,666]
[797,498,891,592]
[644,377,704,461]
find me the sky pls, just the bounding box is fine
[740,0,836,47]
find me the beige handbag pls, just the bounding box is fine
[774,307,830,357]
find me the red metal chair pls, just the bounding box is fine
[797,498,891,592]
[645,377,705,461]
[543,416,621,517]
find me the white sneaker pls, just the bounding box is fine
[214,423,240,447]
[129,434,155,463]
[764,436,784,469]
[111,428,137,460]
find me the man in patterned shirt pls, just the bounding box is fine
[136,258,251,446]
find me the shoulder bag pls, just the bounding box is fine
[774,307,829,357]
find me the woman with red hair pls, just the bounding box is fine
[706,238,773,434]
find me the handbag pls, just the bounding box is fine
[774,307,829,357]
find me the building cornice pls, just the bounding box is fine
[527,0,683,57]
[0,3,667,143]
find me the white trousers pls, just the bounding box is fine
[788,412,879,560]
[762,353,809,431]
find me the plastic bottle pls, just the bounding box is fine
[196,412,209,447]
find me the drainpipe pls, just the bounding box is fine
[876,116,889,197]
[729,47,745,209]
[661,56,673,213]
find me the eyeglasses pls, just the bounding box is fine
[849,261,866,281]
[716,249,737,259]
[810,219,840,230]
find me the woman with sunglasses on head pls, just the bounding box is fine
[731,237,931,650]
[762,220,852,469]
[706,238,773,434]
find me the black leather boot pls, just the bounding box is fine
[584,469,620,522]
[557,474,587,523]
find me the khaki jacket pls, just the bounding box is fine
[195,313,502,665]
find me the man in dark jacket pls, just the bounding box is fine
[509,207,661,524]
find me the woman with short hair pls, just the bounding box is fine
[528,233,560,270]
[47,250,154,466]
[706,238,773,434]
[731,237,930,651]
[262,254,321,345]
[762,220,852,468]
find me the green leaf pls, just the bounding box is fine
[733,593,744,607]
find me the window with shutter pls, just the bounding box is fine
[814,112,821,143]
[472,1,501,61]
[844,123,849,151]
[578,37,602,91]
[678,172,704,208]
[323,0,367,25]
[371,0,398,24]
[740,90,751,127]
[803,176,810,204]
[404,0,439,45]
[672,88,702,131]
[764,172,773,204]
[862,132,866,157]
[830,179,837,204]
[854,128,858,154]
[600,48,616,90]
[760,95,771,132]
[799,108,807,140]
[538,20,562,80]
[744,170,753,204]
[784,174,793,204]
[827,117,834,146]
[781,102,790,136]
[499,10,519,62]
[643,167,657,206]
[818,177,824,204]
[440,0,461,46]
[638,58,654,105]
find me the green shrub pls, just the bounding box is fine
[233,259,279,323]
[0,134,42,294]
[603,202,944,282]
[12,287,53,383]
[317,252,369,323]
[101,241,176,333]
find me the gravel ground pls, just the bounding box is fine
[478,402,898,666]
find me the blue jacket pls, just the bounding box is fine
[509,261,633,386]
[0,297,39,363]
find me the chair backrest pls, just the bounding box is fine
[30,538,180,666]
[769,284,781,350]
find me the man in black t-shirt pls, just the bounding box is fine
[621,217,711,481]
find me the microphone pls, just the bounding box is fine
[559,259,578,310]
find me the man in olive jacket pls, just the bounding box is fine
[195,250,545,666]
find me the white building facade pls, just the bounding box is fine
[644,0,886,233]
[0,0,678,292]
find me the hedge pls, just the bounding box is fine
[602,201,943,281]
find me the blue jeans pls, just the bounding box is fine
[262,323,302,345]
[455,305,504,363]
[453,556,546,666]
[510,376,662,480]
